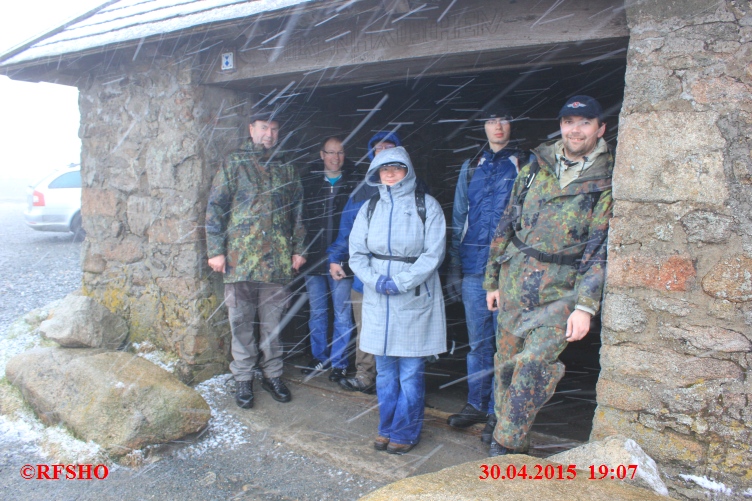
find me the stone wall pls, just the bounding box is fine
[593,0,752,492]
[78,41,250,383]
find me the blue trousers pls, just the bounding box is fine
[304,274,354,369]
[375,355,425,445]
[462,274,496,415]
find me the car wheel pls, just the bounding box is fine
[71,212,86,242]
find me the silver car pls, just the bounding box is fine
[24,164,84,239]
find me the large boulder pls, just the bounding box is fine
[39,294,128,349]
[5,347,210,456]
[548,435,668,496]
[359,455,667,500]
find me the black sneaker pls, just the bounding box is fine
[301,358,329,375]
[447,403,487,428]
[261,377,292,403]
[489,439,515,457]
[235,379,254,409]
[329,367,348,382]
[481,414,497,445]
[339,376,376,394]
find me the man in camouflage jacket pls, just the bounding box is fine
[206,112,306,408]
[483,96,613,455]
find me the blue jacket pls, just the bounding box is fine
[449,147,526,275]
[327,183,376,293]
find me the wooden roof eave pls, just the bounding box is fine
[0,0,340,82]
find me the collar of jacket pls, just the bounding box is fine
[481,146,518,163]
[306,158,356,180]
[532,140,613,182]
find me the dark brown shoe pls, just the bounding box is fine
[386,442,416,455]
[373,435,390,451]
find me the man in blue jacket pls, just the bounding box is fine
[445,105,527,442]
[299,136,360,382]
[328,131,403,394]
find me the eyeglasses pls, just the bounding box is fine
[485,118,510,126]
[322,150,345,156]
[379,164,407,173]
[373,143,396,153]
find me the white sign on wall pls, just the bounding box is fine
[221,52,235,71]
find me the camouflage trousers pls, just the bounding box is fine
[492,325,567,450]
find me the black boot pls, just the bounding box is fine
[481,414,497,444]
[235,379,254,409]
[329,367,348,382]
[262,377,292,403]
[339,376,376,394]
[447,403,487,428]
[489,439,516,457]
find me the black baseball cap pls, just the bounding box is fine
[479,102,512,121]
[249,110,281,124]
[558,95,603,120]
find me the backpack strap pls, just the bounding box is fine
[414,185,426,225]
[465,159,476,192]
[513,157,540,232]
[367,192,380,224]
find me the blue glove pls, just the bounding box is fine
[375,275,401,295]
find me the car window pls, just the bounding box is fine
[48,171,82,189]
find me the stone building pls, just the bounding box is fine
[1,0,750,493]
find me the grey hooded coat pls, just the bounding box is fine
[349,147,447,357]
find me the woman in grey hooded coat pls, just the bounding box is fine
[349,146,447,454]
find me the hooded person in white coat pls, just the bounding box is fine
[349,146,447,454]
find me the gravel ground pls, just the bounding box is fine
[0,201,384,500]
[0,201,82,330]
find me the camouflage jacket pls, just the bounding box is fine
[483,140,613,336]
[205,139,306,285]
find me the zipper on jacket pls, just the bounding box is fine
[383,187,394,355]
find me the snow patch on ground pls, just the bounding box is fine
[0,318,44,374]
[0,411,106,465]
[0,309,107,465]
[679,474,734,496]
[178,375,249,458]
[132,341,179,373]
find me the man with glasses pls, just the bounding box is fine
[445,104,527,444]
[299,137,359,382]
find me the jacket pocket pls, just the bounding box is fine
[400,281,432,311]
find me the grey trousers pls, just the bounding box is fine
[226,281,289,381]
[351,289,376,386]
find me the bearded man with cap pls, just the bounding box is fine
[483,95,613,456]
[445,104,527,444]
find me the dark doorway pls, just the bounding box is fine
[269,55,625,451]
